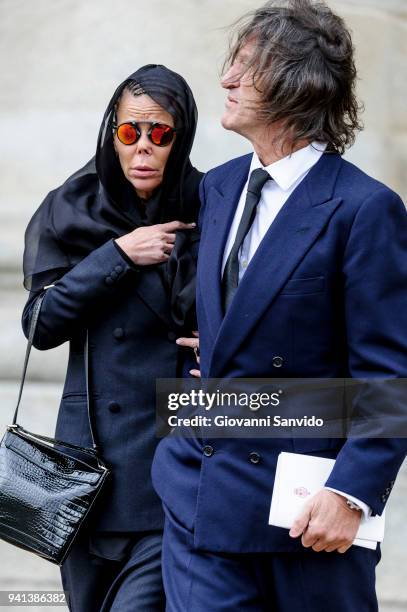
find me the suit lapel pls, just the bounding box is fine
[134,268,172,328]
[198,155,252,341]
[208,152,344,376]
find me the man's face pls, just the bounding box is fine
[220,39,264,139]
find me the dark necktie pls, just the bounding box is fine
[222,168,271,311]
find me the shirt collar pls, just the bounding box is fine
[250,142,327,191]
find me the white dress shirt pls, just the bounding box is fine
[222,142,327,279]
[222,141,370,519]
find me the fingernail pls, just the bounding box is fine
[176,339,181,344]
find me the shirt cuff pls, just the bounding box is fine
[325,487,371,520]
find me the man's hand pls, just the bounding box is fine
[176,331,201,378]
[289,489,362,553]
[115,221,196,266]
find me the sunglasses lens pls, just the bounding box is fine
[117,123,138,145]
[150,124,174,146]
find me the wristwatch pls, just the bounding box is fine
[346,499,362,512]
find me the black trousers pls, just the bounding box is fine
[61,530,165,612]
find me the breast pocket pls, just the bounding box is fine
[280,276,325,296]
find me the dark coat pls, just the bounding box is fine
[152,151,407,552]
[22,235,198,531]
[22,65,202,533]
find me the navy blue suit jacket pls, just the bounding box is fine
[152,151,407,553]
[22,239,193,532]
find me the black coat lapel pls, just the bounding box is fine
[134,268,172,328]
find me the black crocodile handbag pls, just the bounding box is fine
[0,293,110,565]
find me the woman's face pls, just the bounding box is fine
[114,91,175,200]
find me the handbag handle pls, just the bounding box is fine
[13,291,102,455]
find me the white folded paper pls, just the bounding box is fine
[269,452,385,550]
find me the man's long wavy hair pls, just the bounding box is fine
[224,0,363,154]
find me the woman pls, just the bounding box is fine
[22,65,202,612]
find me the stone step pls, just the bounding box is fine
[0,541,66,612]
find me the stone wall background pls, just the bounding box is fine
[0,1,406,610]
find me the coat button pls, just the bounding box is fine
[167,331,177,342]
[110,271,118,280]
[113,327,125,340]
[272,356,284,368]
[108,401,121,413]
[115,265,123,274]
[203,445,214,457]
[249,451,261,464]
[381,494,387,503]
[105,276,114,286]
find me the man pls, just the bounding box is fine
[152,1,407,610]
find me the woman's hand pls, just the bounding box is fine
[115,221,196,266]
[176,331,201,378]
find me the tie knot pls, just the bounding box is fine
[247,168,271,197]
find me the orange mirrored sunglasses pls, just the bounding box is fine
[113,121,177,147]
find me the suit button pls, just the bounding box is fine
[105,276,114,286]
[110,271,118,280]
[115,265,123,274]
[113,327,125,340]
[381,494,387,503]
[249,451,261,464]
[108,401,121,413]
[272,356,283,368]
[167,331,177,342]
[203,445,214,457]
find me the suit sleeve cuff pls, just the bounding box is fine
[113,239,139,270]
[90,238,137,287]
[325,487,371,520]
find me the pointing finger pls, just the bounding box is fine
[176,337,199,348]
[161,221,196,232]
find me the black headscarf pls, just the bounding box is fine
[23,64,202,327]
